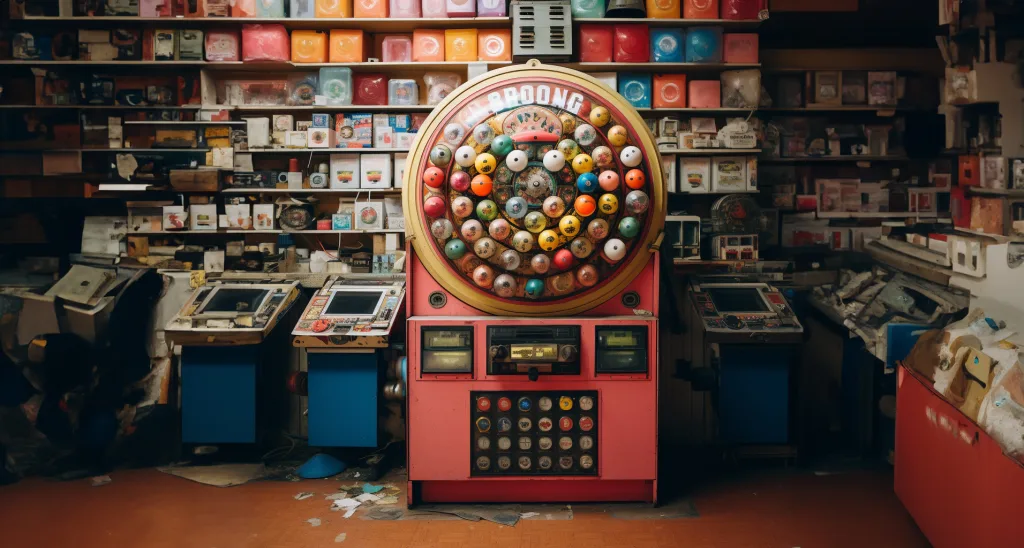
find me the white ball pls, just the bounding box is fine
[542,149,566,172]
[604,238,627,262]
[455,145,477,168]
[619,146,643,168]
[506,150,529,172]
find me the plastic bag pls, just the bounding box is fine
[242,24,290,62]
[979,358,1024,462]
[423,72,462,106]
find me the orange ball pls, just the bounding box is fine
[625,169,646,189]
[470,174,493,197]
[574,195,597,217]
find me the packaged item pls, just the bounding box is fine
[391,0,421,16]
[177,30,204,61]
[571,0,605,18]
[225,204,252,229]
[422,0,446,17]
[680,157,711,193]
[619,73,652,109]
[591,72,617,91]
[651,29,684,63]
[579,24,614,63]
[958,155,980,187]
[360,154,392,188]
[140,0,173,17]
[330,30,364,63]
[319,67,353,105]
[688,80,721,108]
[288,73,319,105]
[308,127,337,148]
[646,0,680,18]
[242,24,290,62]
[254,204,275,230]
[723,33,758,64]
[842,71,867,104]
[312,113,331,128]
[981,156,1008,189]
[191,204,218,231]
[423,72,462,105]
[812,71,841,105]
[712,156,747,192]
[614,24,650,63]
[477,0,505,16]
[382,35,413,63]
[355,200,385,229]
[205,0,232,16]
[354,0,387,17]
[291,30,328,63]
[333,211,353,230]
[291,0,315,17]
[446,0,475,17]
[163,206,188,230]
[353,74,388,105]
[336,113,374,147]
[685,26,722,63]
[154,30,176,60]
[257,0,287,17]
[316,0,353,17]
[445,29,478,61]
[232,0,256,16]
[653,74,687,109]
[389,79,419,106]
[478,30,511,61]
[413,29,445,62]
[205,30,240,62]
[721,0,761,20]
[868,71,897,106]
[330,154,361,188]
[394,152,408,188]
[720,69,760,108]
[682,0,717,18]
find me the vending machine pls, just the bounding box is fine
[403,61,666,504]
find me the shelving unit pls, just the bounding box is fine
[17,15,512,32]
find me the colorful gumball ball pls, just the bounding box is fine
[559,113,577,135]
[490,135,514,156]
[618,216,640,238]
[570,237,594,259]
[470,174,493,197]
[625,169,646,189]
[620,146,643,168]
[493,274,517,297]
[557,139,581,160]
[598,170,620,191]
[475,152,497,175]
[607,125,628,147]
[558,215,581,237]
[543,149,567,172]
[444,239,466,259]
[473,265,495,288]
[430,218,454,240]
[473,124,495,146]
[530,254,551,274]
[461,219,484,242]
[488,218,511,240]
[474,237,498,259]
[449,170,471,192]
[604,238,627,262]
[574,195,597,217]
[587,218,610,240]
[538,229,560,251]
[429,144,453,167]
[505,197,528,219]
[553,249,574,270]
[500,248,522,270]
[598,193,619,214]
[511,230,534,252]
[572,154,594,174]
[576,264,599,287]
[524,211,547,233]
[591,146,615,169]
[423,195,446,217]
[455,145,477,168]
[524,278,545,299]
[577,172,598,193]
[590,106,611,127]
[574,124,597,146]
[476,199,498,221]
[625,190,650,214]
[451,196,474,217]
[543,196,566,218]
[506,150,529,172]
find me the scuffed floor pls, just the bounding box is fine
[0,467,927,548]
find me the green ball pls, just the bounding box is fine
[476,199,498,222]
[490,135,514,157]
[618,217,640,238]
[444,239,467,259]
[524,278,545,298]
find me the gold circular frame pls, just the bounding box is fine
[403,60,666,316]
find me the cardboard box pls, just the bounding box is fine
[170,169,219,192]
[335,113,373,148]
[307,128,337,148]
[360,154,392,189]
[330,154,360,189]
[680,157,711,194]
[190,204,218,230]
[394,152,408,188]
[712,157,747,192]
[177,30,205,60]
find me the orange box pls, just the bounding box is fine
[646,0,680,18]
[354,0,387,17]
[477,30,511,61]
[653,74,687,108]
[330,29,365,62]
[683,0,719,18]
[445,29,478,61]
[292,30,328,63]
[413,30,445,62]
[232,0,256,16]
[316,0,353,17]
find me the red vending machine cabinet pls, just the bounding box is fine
[403,61,666,504]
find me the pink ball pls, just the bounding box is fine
[450,170,471,192]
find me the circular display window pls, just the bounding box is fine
[404,62,665,316]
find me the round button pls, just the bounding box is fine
[558,436,573,450]
[497,436,511,451]
[518,436,532,450]
[498,456,511,470]
[497,397,512,412]
[559,416,574,431]
[559,456,574,470]
[477,397,492,412]
[537,417,553,432]
[579,396,594,411]
[538,436,553,450]
[476,456,491,470]
[518,397,532,412]
[477,436,491,450]
[580,454,594,470]
[538,456,553,470]
[725,315,744,329]
[476,417,491,433]
[517,417,533,431]
[497,417,512,432]
[579,435,594,450]
[518,456,532,470]
[579,416,594,432]
[539,397,553,411]
[559,396,573,411]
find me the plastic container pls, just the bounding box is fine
[446,0,475,17]
[424,72,462,105]
[613,24,650,63]
[685,26,723,63]
[646,0,680,18]
[390,0,421,17]
[651,29,684,62]
[242,24,290,62]
[618,73,652,108]
[413,29,445,61]
[232,0,257,17]
[389,79,419,105]
[381,36,413,62]
[477,0,505,17]
[578,24,613,63]
[288,73,319,105]
[682,0,718,18]
[355,0,387,17]
[319,67,353,105]
[353,73,388,105]
[256,0,286,17]
[571,0,604,18]
[330,30,364,62]
[723,33,758,63]
[722,0,761,20]
[422,0,446,17]
[653,73,687,108]
[445,29,478,61]
[205,30,240,62]
[688,80,721,108]
[291,30,328,63]
[478,30,511,61]
[316,0,353,17]
[291,0,315,17]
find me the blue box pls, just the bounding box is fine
[571,0,605,18]
[651,29,684,63]
[686,27,724,63]
[311,113,331,128]
[618,73,652,109]
[307,352,378,447]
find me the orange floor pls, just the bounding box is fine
[0,467,927,548]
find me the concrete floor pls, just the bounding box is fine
[0,467,928,548]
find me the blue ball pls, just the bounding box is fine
[524,279,545,298]
[577,172,599,193]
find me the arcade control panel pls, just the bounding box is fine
[292,276,405,338]
[165,280,300,345]
[690,280,803,336]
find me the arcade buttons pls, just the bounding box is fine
[476,416,491,432]
[579,416,594,432]
[518,397,532,412]
[498,436,512,451]
[518,417,533,431]
[580,455,594,470]
[497,416,512,433]
[580,435,594,450]
[477,436,491,450]
[498,456,512,470]
[558,436,573,450]
[518,436,532,450]
[477,456,491,470]
[538,456,553,470]
[559,416,574,431]
[497,397,512,412]
[538,417,553,432]
[559,456,574,470]
[518,456,532,471]
[559,396,573,410]
[475,397,490,413]
[538,437,553,450]
[579,396,594,411]
[539,397,553,411]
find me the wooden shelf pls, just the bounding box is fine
[244,148,408,153]
[760,155,911,163]
[123,120,246,125]
[0,60,512,73]
[18,15,511,32]
[660,148,761,155]
[760,106,927,113]
[224,104,436,112]
[669,190,759,195]
[966,187,1024,197]
[0,104,200,109]
[133,228,403,235]
[561,62,760,73]
[635,107,755,114]
[817,211,945,219]
[574,17,763,28]
[0,147,210,153]
[221,188,402,194]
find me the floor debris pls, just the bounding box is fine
[324,492,349,501]
[306,518,321,527]
[354,493,379,503]
[362,483,384,494]
[375,495,399,505]
[294,492,315,501]
[334,532,347,543]
[416,504,522,526]
[519,512,540,519]
[157,463,266,487]
[90,475,112,487]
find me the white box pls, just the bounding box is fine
[190,204,217,230]
[246,117,270,148]
[590,72,617,92]
[396,132,415,149]
[394,152,408,188]
[662,154,677,193]
[446,0,475,16]
[711,156,747,193]
[384,197,404,230]
[307,128,337,148]
[354,200,384,230]
[330,154,360,189]
[272,114,294,133]
[285,130,308,148]
[360,154,392,189]
[162,205,187,230]
[679,157,711,194]
[374,126,395,149]
[253,204,275,230]
[225,203,252,229]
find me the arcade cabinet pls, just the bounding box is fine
[403,61,666,503]
[291,275,406,447]
[165,280,300,445]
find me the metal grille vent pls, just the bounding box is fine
[512,0,572,61]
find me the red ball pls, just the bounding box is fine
[423,166,445,188]
[450,170,471,192]
[625,169,646,189]
[423,195,446,217]
[553,249,574,270]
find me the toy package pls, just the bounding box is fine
[685,26,723,63]
[445,29,478,61]
[651,29,684,62]
[205,30,240,62]
[619,73,652,109]
[723,33,758,64]
[614,24,650,63]
[446,0,475,17]
[571,0,604,18]
[478,30,511,61]
[336,113,373,148]
[288,73,319,105]
[257,0,287,16]
[382,35,413,63]
[291,30,328,63]
[720,69,760,108]
[354,74,388,106]
[316,0,352,17]
[355,0,387,17]
[721,0,762,20]
[413,29,445,62]
[579,24,614,63]
[422,0,446,17]
[320,67,353,105]
[330,30,364,63]
[682,0,717,18]
[242,24,290,62]
[653,74,687,109]
[689,80,721,108]
[388,79,419,106]
[423,72,462,105]
[646,0,680,18]
[477,0,506,16]
[390,0,421,16]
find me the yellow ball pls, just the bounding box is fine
[572,154,594,174]
[474,152,497,175]
[524,211,547,233]
[598,193,619,214]
[558,216,581,237]
[590,106,611,127]
[607,125,628,147]
[538,229,560,251]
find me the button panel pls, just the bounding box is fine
[471,390,598,477]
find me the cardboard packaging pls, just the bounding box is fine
[446,0,475,17]
[329,30,364,62]
[478,29,512,61]
[353,74,388,105]
[316,0,352,17]
[391,0,422,16]
[683,0,718,18]
[653,74,687,109]
[646,0,680,19]
[170,169,219,192]
[445,29,478,61]
[579,24,614,63]
[291,30,328,63]
[308,128,338,148]
[614,24,650,63]
[190,204,218,230]
[689,80,721,108]
[394,152,408,188]
[413,29,445,62]
[360,154,392,189]
[354,200,385,229]
[336,113,374,148]
[711,156,747,192]
[331,154,361,189]
[205,30,240,61]
[177,30,204,60]
[723,33,758,64]
[680,157,711,193]
[355,0,387,17]
[958,155,981,187]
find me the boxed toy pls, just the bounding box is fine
[177,30,204,60]
[711,156,746,192]
[241,24,289,62]
[413,29,445,62]
[335,113,373,148]
[680,157,711,193]
[205,30,240,62]
[613,24,650,63]
[329,30,364,62]
[330,154,360,189]
[394,152,407,188]
[360,154,392,189]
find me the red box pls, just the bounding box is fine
[688,80,721,108]
[950,186,971,228]
[683,0,718,19]
[613,24,650,63]
[958,155,980,186]
[354,73,388,105]
[653,74,687,109]
[578,24,614,63]
[721,0,763,20]
[241,24,289,62]
[723,33,758,64]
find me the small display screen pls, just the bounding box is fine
[422,326,473,374]
[601,331,640,347]
[201,288,269,314]
[425,330,473,348]
[706,287,768,313]
[325,291,383,316]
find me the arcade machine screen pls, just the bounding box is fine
[197,288,270,316]
[325,291,385,316]
[705,287,768,313]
